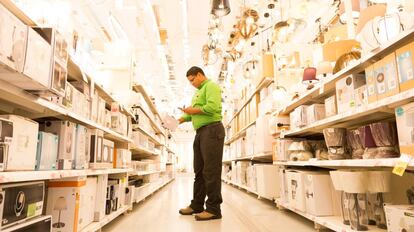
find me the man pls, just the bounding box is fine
[178,66,225,221]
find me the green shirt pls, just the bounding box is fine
[181,79,222,130]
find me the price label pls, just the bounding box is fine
[393,154,413,176]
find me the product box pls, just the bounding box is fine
[0,181,44,230]
[245,125,256,156]
[236,161,250,186]
[279,168,289,204]
[290,105,308,129]
[2,215,51,232]
[306,104,325,124]
[125,185,135,207]
[335,74,366,114]
[0,4,27,74]
[0,118,13,171]
[91,89,99,122]
[0,115,38,171]
[286,170,306,212]
[102,139,114,165]
[43,120,75,170]
[325,95,337,117]
[254,114,273,154]
[246,164,257,192]
[114,149,132,169]
[366,64,378,103]
[255,164,280,200]
[94,174,108,222]
[273,138,296,161]
[304,172,334,216]
[395,102,414,157]
[249,100,258,123]
[396,41,414,92]
[47,177,86,232]
[97,97,106,126]
[384,205,414,232]
[36,131,58,170]
[355,85,368,108]
[374,53,400,100]
[63,82,74,109]
[269,114,290,135]
[78,177,97,231]
[89,129,105,169]
[74,124,90,170]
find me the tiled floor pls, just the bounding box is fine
[102,173,316,232]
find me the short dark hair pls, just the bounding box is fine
[186,66,205,77]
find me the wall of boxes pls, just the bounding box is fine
[222,7,414,232]
[0,3,177,232]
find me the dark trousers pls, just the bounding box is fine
[190,122,225,215]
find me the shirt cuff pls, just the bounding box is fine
[181,113,191,122]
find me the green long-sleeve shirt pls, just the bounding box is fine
[181,79,222,130]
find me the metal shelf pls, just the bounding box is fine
[130,145,161,157]
[226,77,273,128]
[135,126,163,146]
[282,88,414,137]
[80,206,130,232]
[222,152,273,163]
[132,84,163,121]
[0,168,132,184]
[133,105,165,136]
[277,28,414,116]
[273,158,414,170]
[129,170,163,176]
[225,120,256,145]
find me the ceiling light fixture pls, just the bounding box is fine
[211,0,231,17]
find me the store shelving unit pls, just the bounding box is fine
[225,77,273,128]
[225,120,256,145]
[134,125,163,146]
[222,178,258,196]
[276,28,414,117]
[0,169,132,184]
[80,206,130,232]
[275,199,385,232]
[131,145,161,157]
[223,152,273,163]
[129,170,163,176]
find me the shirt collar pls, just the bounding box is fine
[198,79,209,89]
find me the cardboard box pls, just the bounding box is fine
[273,138,296,161]
[336,74,366,114]
[36,131,58,170]
[355,85,368,108]
[366,64,378,103]
[325,95,337,117]
[102,139,114,165]
[287,170,306,212]
[0,4,27,73]
[384,205,414,232]
[43,120,75,170]
[246,164,257,192]
[396,41,414,92]
[74,124,89,170]
[290,105,308,129]
[375,53,400,100]
[250,100,257,123]
[78,177,97,231]
[47,177,87,232]
[94,174,108,222]
[279,168,289,204]
[254,114,273,154]
[255,164,280,200]
[0,115,38,171]
[395,102,414,157]
[304,172,334,216]
[97,97,106,126]
[114,149,132,169]
[89,129,108,169]
[236,161,250,186]
[306,104,325,124]
[245,125,256,156]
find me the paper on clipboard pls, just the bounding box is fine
[162,115,179,131]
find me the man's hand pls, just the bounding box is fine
[179,106,202,115]
[178,118,186,124]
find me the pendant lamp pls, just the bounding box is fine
[302,67,318,90]
[338,0,361,23]
[317,61,333,78]
[211,0,231,17]
[239,9,259,39]
[356,4,386,34]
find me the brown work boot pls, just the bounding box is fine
[194,211,222,221]
[179,206,203,215]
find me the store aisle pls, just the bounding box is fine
[102,173,317,232]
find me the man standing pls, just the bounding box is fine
[178,66,225,221]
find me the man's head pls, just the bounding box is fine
[186,66,207,88]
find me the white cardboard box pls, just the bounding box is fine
[254,115,273,154]
[0,115,38,171]
[245,125,256,156]
[290,105,308,129]
[384,205,414,232]
[304,172,334,216]
[255,164,280,200]
[325,95,337,117]
[36,131,58,170]
[47,177,86,232]
[94,174,108,222]
[74,124,89,170]
[279,168,289,204]
[43,120,75,170]
[306,104,325,124]
[286,170,306,212]
[395,102,414,157]
[79,177,97,231]
[335,74,366,114]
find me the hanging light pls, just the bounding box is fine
[302,67,318,90]
[211,0,231,17]
[238,9,259,39]
[338,0,361,24]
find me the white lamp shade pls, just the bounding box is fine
[339,0,361,22]
[356,4,387,34]
[316,61,333,75]
[54,196,68,211]
[367,171,391,193]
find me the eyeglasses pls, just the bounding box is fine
[188,76,197,83]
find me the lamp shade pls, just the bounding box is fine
[356,4,387,34]
[358,126,376,148]
[54,196,68,211]
[316,61,333,76]
[323,39,360,62]
[339,0,361,22]
[211,0,231,17]
[302,67,317,83]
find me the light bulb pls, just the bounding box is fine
[246,16,254,25]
